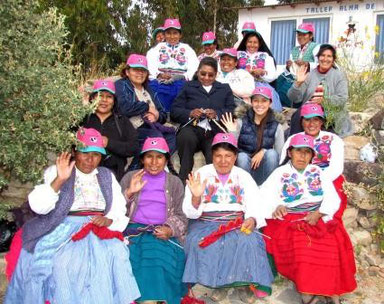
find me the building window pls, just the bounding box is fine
[303,17,330,44]
[376,14,384,63]
[270,19,297,65]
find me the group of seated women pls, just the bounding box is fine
[4,16,357,304]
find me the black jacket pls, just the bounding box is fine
[170,80,235,130]
[82,113,138,181]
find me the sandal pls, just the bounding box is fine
[238,287,256,304]
[209,288,228,302]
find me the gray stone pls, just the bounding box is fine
[344,160,383,186]
[358,216,374,229]
[368,266,381,276]
[349,187,377,210]
[342,207,359,228]
[364,253,382,266]
[369,108,384,130]
[373,130,384,146]
[349,112,375,134]
[351,230,373,246]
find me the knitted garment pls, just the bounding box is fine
[291,42,318,62]
[22,167,113,252]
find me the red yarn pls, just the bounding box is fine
[5,228,23,281]
[181,295,205,304]
[71,223,124,242]
[198,217,243,248]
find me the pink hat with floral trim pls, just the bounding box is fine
[163,18,182,31]
[300,103,324,119]
[296,23,315,34]
[220,48,238,59]
[251,86,272,101]
[76,128,106,155]
[126,54,148,70]
[212,133,238,149]
[202,32,216,45]
[92,79,115,94]
[242,21,256,33]
[141,137,170,154]
[289,133,315,151]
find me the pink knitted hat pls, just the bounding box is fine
[220,48,238,58]
[300,103,325,119]
[212,133,238,149]
[163,18,182,31]
[126,54,148,70]
[242,21,256,33]
[141,137,170,154]
[202,32,216,45]
[289,133,315,151]
[296,23,315,34]
[251,86,272,101]
[92,79,115,95]
[76,128,106,155]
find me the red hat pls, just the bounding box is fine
[289,133,315,151]
[296,23,315,34]
[251,86,272,101]
[212,133,238,149]
[300,103,324,119]
[242,21,256,33]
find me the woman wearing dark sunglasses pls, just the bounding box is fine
[171,57,235,182]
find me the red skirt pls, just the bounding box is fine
[263,213,356,296]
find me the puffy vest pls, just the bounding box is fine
[238,110,279,154]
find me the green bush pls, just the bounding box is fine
[0,0,90,190]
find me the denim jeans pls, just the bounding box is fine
[236,149,279,185]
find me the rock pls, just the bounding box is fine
[369,108,384,130]
[349,112,375,134]
[373,130,384,146]
[343,136,370,160]
[351,230,373,246]
[344,160,383,186]
[349,187,377,210]
[365,253,382,266]
[342,207,359,228]
[368,266,380,276]
[358,216,374,229]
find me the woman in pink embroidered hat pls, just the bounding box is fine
[147,18,199,112]
[261,133,356,304]
[182,133,273,303]
[115,54,177,171]
[81,79,138,181]
[197,31,221,62]
[221,86,285,186]
[4,127,140,304]
[120,137,187,304]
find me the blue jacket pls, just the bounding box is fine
[170,80,235,126]
[115,77,167,124]
[238,109,279,155]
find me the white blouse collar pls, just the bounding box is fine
[75,166,98,179]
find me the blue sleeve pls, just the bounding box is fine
[115,79,149,117]
[148,87,167,124]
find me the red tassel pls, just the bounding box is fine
[71,223,124,242]
[198,217,243,248]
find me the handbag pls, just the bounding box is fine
[275,72,298,108]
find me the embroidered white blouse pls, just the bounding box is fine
[28,166,129,232]
[237,51,277,83]
[261,162,340,222]
[147,42,199,81]
[183,164,268,228]
[216,68,255,101]
[280,131,344,181]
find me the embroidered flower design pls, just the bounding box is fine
[203,183,219,203]
[305,168,324,196]
[229,185,244,204]
[280,173,304,203]
[312,135,332,168]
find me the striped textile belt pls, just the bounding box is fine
[68,211,104,216]
[287,201,321,214]
[200,211,244,222]
[158,68,186,75]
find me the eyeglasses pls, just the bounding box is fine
[199,71,215,78]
